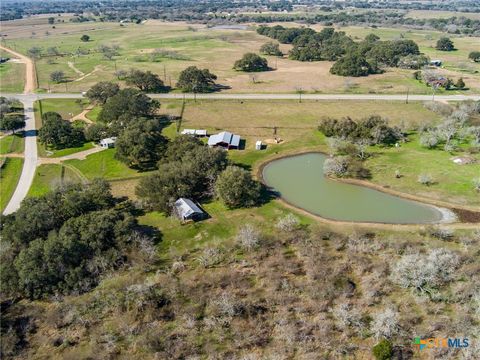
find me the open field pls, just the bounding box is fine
[27,163,82,197]
[0,57,25,93]
[0,134,24,154]
[0,157,23,212]
[405,10,480,20]
[1,19,478,94]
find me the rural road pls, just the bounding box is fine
[3,97,38,215]
[2,93,480,102]
[0,45,36,94]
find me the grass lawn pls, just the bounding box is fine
[64,149,145,180]
[0,157,23,212]
[27,164,83,198]
[139,199,314,261]
[0,61,25,93]
[0,134,24,154]
[86,106,101,122]
[366,134,480,207]
[38,141,95,158]
[36,98,89,120]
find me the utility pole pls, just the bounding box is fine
[163,64,167,81]
[406,87,409,104]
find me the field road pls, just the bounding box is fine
[2,93,479,102]
[3,96,38,215]
[0,45,36,94]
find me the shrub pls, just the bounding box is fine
[215,166,261,209]
[371,308,400,340]
[419,132,440,148]
[236,224,261,251]
[275,214,300,232]
[234,53,269,72]
[260,41,282,56]
[436,37,455,51]
[418,174,433,186]
[372,339,393,360]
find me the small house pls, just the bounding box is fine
[255,140,263,150]
[174,198,206,222]
[100,137,117,149]
[208,131,241,149]
[430,60,442,67]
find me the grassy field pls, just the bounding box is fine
[405,10,480,20]
[36,98,89,119]
[64,149,144,180]
[0,157,23,212]
[1,19,478,94]
[0,134,24,154]
[27,163,82,197]
[0,49,25,93]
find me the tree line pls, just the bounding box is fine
[257,25,423,77]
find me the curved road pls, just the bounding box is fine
[2,46,38,215]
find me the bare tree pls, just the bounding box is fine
[276,214,300,232]
[236,224,261,251]
[371,307,400,339]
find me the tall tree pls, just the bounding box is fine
[0,114,25,134]
[436,37,455,51]
[215,166,261,209]
[115,118,167,169]
[85,81,120,104]
[125,69,168,93]
[38,112,84,149]
[176,66,217,93]
[234,53,269,72]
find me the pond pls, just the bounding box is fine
[262,153,450,224]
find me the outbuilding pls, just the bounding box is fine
[181,129,207,137]
[430,59,442,67]
[100,137,117,149]
[255,140,263,150]
[207,131,241,149]
[174,198,206,222]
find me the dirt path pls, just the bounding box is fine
[39,145,106,164]
[67,61,85,77]
[0,45,36,94]
[70,106,94,124]
[73,65,100,82]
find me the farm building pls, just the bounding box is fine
[181,129,207,137]
[255,140,263,150]
[430,59,442,67]
[174,198,206,222]
[208,131,241,149]
[100,137,117,148]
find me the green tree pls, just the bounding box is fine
[38,112,85,149]
[0,114,25,133]
[259,41,282,56]
[50,70,66,83]
[456,77,465,89]
[436,37,455,51]
[136,137,228,212]
[125,69,169,93]
[48,17,55,25]
[84,123,109,142]
[115,118,167,169]
[176,66,217,93]
[330,53,375,77]
[27,46,42,59]
[372,339,393,360]
[469,51,480,62]
[215,166,261,209]
[234,53,269,72]
[85,81,120,105]
[80,34,90,42]
[97,88,160,123]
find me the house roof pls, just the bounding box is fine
[100,137,117,144]
[208,131,240,147]
[174,198,204,218]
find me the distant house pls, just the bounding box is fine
[100,137,117,148]
[174,198,206,222]
[255,140,263,150]
[207,131,241,149]
[181,129,207,137]
[430,59,442,67]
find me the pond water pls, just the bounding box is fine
[262,153,446,224]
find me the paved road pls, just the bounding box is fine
[2,93,480,102]
[3,97,38,215]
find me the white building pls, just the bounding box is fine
[255,140,263,150]
[174,198,206,222]
[100,137,117,148]
[207,131,241,149]
[181,129,207,137]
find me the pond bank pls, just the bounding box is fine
[257,150,479,227]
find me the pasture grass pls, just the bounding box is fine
[0,157,23,212]
[0,61,25,93]
[0,134,24,154]
[28,163,83,197]
[2,20,478,94]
